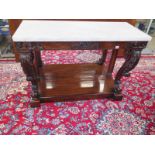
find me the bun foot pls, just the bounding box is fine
[124,72,130,77]
[112,93,123,100]
[112,82,123,100]
[30,98,41,108]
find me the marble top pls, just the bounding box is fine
[12,20,152,42]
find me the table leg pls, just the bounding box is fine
[33,46,43,79]
[19,50,41,107]
[113,42,147,100]
[97,49,108,65]
[107,46,119,75]
[34,45,43,68]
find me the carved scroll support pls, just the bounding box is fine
[113,42,147,100]
[17,42,41,107]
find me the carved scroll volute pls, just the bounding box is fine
[20,52,37,81]
[116,42,147,81]
[20,51,34,65]
[18,42,37,81]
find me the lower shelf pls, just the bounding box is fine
[38,64,114,102]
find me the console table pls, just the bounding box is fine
[12,20,151,107]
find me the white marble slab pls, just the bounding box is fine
[12,20,152,42]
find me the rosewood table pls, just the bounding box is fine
[12,20,152,107]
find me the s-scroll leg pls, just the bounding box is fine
[113,42,147,100]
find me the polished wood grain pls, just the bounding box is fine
[38,64,114,102]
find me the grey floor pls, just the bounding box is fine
[143,33,155,55]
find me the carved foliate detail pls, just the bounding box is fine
[125,42,147,59]
[20,52,34,65]
[16,42,43,51]
[19,52,36,80]
[71,42,99,50]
